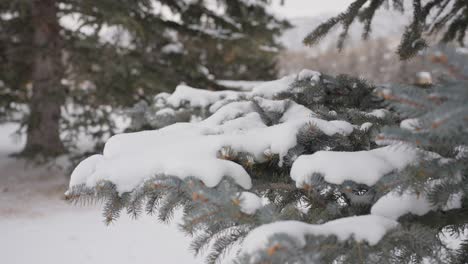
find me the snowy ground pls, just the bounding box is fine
[0,123,203,264]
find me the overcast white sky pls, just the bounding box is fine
[270,0,354,18]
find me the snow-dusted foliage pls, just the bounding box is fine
[290,145,419,187]
[67,70,466,264]
[239,215,398,255]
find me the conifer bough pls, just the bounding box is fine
[67,68,468,263]
[65,0,468,262]
[303,0,468,59]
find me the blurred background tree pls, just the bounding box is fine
[0,0,288,157]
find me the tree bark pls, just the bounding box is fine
[22,0,66,156]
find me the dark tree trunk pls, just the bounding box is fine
[22,0,65,156]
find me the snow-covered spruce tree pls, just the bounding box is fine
[66,1,468,263]
[68,72,468,263]
[67,69,452,263]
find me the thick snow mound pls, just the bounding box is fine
[238,192,263,215]
[240,215,398,254]
[69,95,354,193]
[371,189,463,220]
[371,191,434,220]
[70,116,254,193]
[290,145,418,187]
[163,70,320,112]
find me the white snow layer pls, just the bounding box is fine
[368,109,389,119]
[239,192,263,215]
[360,122,373,131]
[166,84,242,108]
[371,191,433,220]
[240,215,398,254]
[217,80,265,91]
[251,70,320,98]
[400,118,420,131]
[70,98,354,193]
[290,145,418,187]
[161,42,184,54]
[69,70,358,193]
[70,98,351,192]
[372,190,463,220]
[166,70,320,110]
[250,75,296,98]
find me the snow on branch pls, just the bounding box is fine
[237,192,263,215]
[68,70,360,194]
[69,100,355,193]
[290,145,419,187]
[371,187,463,220]
[240,215,398,255]
[66,67,468,263]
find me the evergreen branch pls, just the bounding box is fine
[452,238,468,264]
[205,226,251,264]
[305,0,467,60]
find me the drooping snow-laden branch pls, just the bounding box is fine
[66,70,465,263]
